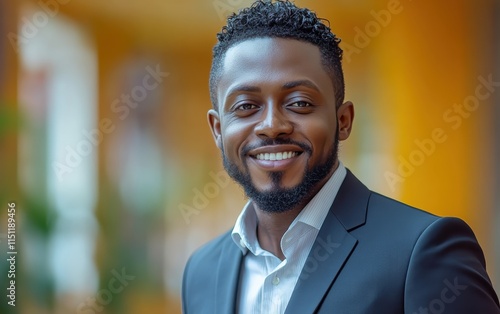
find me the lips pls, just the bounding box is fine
[246,144,304,171]
[255,151,299,161]
[248,144,304,158]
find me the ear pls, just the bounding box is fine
[208,109,222,149]
[337,101,354,141]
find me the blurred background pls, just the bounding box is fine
[0,0,498,313]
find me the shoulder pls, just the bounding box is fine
[190,230,233,263]
[361,192,484,257]
[182,230,235,312]
[184,229,233,279]
[403,215,500,312]
[352,192,500,311]
[339,170,439,233]
[359,191,440,239]
[368,191,438,220]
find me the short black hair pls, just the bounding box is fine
[209,0,344,111]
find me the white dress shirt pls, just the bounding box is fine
[231,162,347,314]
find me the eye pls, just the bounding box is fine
[286,100,315,114]
[235,103,259,111]
[288,101,312,108]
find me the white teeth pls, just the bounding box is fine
[256,152,298,161]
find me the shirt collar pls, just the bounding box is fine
[231,162,347,254]
[232,201,258,255]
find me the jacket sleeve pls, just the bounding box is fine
[404,217,500,313]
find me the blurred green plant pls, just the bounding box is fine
[0,102,21,136]
[0,100,56,313]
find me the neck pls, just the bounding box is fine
[255,207,302,261]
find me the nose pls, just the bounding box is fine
[254,105,293,139]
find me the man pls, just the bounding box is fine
[182,1,500,313]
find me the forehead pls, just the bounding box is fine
[223,36,322,67]
[217,37,334,108]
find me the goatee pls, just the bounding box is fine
[222,131,339,213]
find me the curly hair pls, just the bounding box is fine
[209,0,344,110]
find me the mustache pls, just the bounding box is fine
[241,138,312,157]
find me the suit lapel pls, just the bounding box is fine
[215,236,243,314]
[285,214,358,314]
[285,170,371,314]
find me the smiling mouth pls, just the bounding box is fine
[254,151,300,161]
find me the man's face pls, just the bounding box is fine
[208,37,353,213]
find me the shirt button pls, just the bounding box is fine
[272,276,280,286]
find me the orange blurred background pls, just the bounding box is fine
[0,0,498,313]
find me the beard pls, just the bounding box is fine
[221,130,339,214]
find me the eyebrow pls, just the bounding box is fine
[282,80,320,92]
[226,84,262,98]
[226,80,320,98]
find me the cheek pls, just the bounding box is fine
[305,119,338,158]
[221,122,251,158]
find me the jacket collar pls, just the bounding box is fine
[285,169,371,314]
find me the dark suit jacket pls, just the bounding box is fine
[182,170,500,313]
